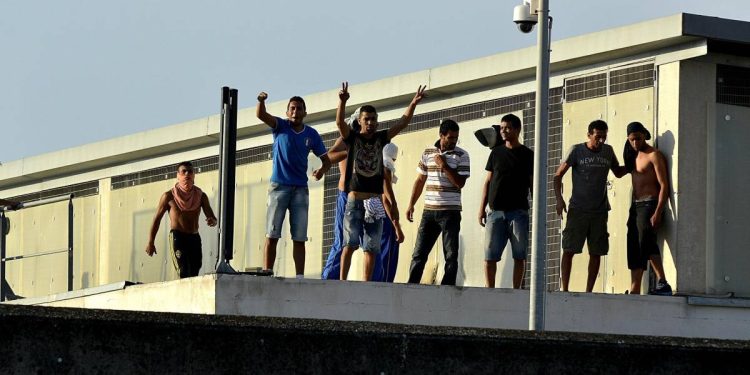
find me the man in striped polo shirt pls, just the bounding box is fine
[406,119,470,286]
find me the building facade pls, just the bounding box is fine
[2,14,749,299]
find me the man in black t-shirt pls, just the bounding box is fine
[335,82,426,281]
[478,114,533,289]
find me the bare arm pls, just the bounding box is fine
[336,82,351,140]
[387,85,427,139]
[382,169,399,222]
[312,154,332,181]
[651,150,670,229]
[201,193,217,227]
[406,173,427,222]
[327,137,349,164]
[256,92,277,128]
[612,165,629,178]
[478,171,492,227]
[145,192,170,256]
[553,162,570,216]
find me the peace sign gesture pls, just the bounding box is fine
[411,85,427,106]
[339,81,350,102]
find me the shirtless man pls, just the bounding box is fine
[146,161,217,278]
[624,122,672,295]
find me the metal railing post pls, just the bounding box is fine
[216,86,238,273]
[1,210,7,301]
[68,195,74,292]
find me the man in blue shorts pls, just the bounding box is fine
[256,92,331,278]
[478,114,533,289]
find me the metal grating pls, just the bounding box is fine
[717,64,750,108]
[522,87,564,291]
[111,146,273,190]
[8,181,99,203]
[610,64,654,95]
[565,73,607,102]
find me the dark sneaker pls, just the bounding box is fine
[650,280,673,296]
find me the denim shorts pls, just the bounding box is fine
[266,182,309,242]
[484,209,529,261]
[343,196,384,254]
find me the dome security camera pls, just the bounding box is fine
[513,1,538,33]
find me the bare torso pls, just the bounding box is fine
[631,148,661,200]
[165,191,202,233]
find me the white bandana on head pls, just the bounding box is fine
[383,143,398,184]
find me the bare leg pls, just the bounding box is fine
[630,269,644,294]
[363,252,376,281]
[513,259,526,289]
[264,237,279,271]
[485,261,497,288]
[586,255,601,293]
[649,255,667,282]
[340,246,356,280]
[292,240,305,276]
[561,251,574,292]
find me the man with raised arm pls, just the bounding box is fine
[146,161,217,278]
[623,122,673,295]
[336,81,426,281]
[256,92,331,278]
[554,120,628,292]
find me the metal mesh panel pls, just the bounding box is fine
[565,73,607,102]
[610,64,654,95]
[522,87,563,291]
[7,181,99,203]
[717,64,750,107]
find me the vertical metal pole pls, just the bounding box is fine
[1,210,7,301]
[216,87,237,273]
[529,0,550,331]
[68,195,74,292]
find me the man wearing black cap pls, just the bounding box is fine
[624,122,672,295]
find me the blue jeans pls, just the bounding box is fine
[265,182,309,241]
[343,196,383,253]
[323,191,398,281]
[322,190,348,279]
[407,210,461,286]
[484,209,529,261]
[372,217,400,283]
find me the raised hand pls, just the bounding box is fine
[339,82,350,102]
[411,85,427,105]
[257,91,268,102]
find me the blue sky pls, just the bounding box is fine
[1,0,747,162]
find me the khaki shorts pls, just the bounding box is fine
[562,209,609,256]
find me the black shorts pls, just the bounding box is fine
[626,201,660,270]
[170,230,202,278]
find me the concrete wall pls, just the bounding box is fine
[2,303,747,374]
[27,275,750,341]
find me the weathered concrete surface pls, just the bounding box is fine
[20,274,750,341]
[0,304,747,374]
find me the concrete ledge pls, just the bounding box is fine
[0,304,747,373]
[12,274,750,340]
